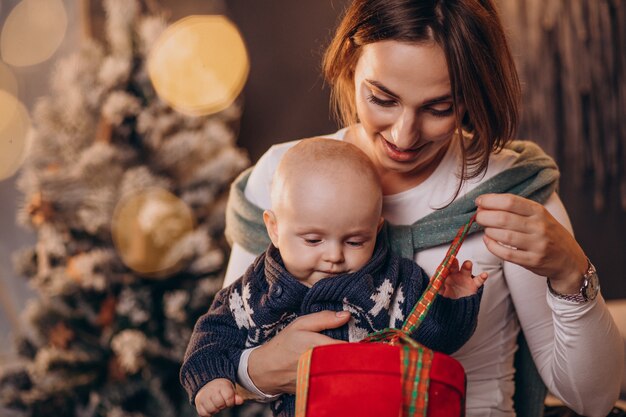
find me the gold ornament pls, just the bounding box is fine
[111,188,195,276]
[0,0,68,67]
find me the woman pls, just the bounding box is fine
[222,1,623,416]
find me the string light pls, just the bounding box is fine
[0,0,68,67]
[148,15,249,116]
[0,90,31,181]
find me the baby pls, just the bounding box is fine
[180,138,488,417]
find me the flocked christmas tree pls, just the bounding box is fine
[0,1,271,416]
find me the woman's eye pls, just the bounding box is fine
[346,241,364,247]
[366,93,397,108]
[428,105,454,117]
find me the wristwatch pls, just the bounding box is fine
[547,258,600,303]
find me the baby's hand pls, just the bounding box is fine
[194,378,244,417]
[441,258,488,299]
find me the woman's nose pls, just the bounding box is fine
[390,109,420,149]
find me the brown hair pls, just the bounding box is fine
[322,0,521,181]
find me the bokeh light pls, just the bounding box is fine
[112,188,195,276]
[148,15,249,116]
[0,90,31,181]
[1,0,68,67]
[0,61,18,97]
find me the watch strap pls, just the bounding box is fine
[546,278,586,302]
[546,258,598,303]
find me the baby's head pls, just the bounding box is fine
[263,138,384,287]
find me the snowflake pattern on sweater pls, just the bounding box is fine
[180,235,482,417]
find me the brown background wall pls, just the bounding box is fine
[226,0,349,162]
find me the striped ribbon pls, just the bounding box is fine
[296,349,314,416]
[401,215,476,335]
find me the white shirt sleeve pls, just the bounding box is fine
[237,346,281,401]
[504,192,624,417]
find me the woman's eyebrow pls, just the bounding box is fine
[365,79,452,105]
[422,94,453,106]
[365,79,399,98]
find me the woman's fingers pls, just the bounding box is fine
[477,193,548,252]
[480,226,532,251]
[476,193,539,217]
[289,310,351,333]
[248,310,350,395]
[476,193,588,284]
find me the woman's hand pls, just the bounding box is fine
[475,193,587,293]
[248,310,351,395]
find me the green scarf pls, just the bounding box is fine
[225,140,559,259]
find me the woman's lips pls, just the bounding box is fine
[380,136,423,162]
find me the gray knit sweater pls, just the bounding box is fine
[180,235,482,417]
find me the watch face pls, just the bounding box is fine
[583,273,600,301]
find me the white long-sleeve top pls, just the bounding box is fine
[223,129,623,417]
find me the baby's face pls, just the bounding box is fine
[268,174,382,287]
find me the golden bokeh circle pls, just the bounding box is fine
[0,0,68,67]
[148,15,249,116]
[111,188,195,276]
[0,90,31,181]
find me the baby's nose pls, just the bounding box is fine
[324,242,344,263]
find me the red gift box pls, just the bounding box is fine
[298,342,465,417]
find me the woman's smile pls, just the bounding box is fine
[379,134,428,162]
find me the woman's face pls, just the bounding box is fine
[352,40,462,183]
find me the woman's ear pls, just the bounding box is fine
[263,210,280,248]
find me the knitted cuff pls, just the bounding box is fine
[180,352,237,404]
[417,286,484,354]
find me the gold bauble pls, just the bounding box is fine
[148,15,249,116]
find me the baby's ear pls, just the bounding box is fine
[263,210,280,248]
[377,217,385,233]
